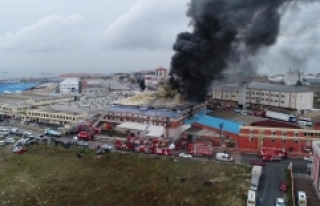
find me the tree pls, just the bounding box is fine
[139,79,146,91]
[129,77,136,84]
[296,80,302,86]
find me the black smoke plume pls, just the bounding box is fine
[169,0,298,102]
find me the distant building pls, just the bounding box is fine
[60,78,80,93]
[212,82,314,112]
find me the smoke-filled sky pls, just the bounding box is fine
[0,0,320,79]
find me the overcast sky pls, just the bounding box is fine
[0,0,320,79]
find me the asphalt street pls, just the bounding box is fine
[241,154,309,206]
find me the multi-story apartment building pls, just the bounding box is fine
[212,82,313,112]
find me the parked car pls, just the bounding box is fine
[102,144,113,150]
[276,198,285,206]
[77,141,88,146]
[0,141,6,146]
[304,156,313,162]
[5,137,15,143]
[23,132,34,138]
[10,128,22,136]
[179,153,192,158]
[279,181,288,192]
[250,160,265,166]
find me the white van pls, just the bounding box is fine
[0,141,6,146]
[247,190,256,206]
[216,152,235,162]
[297,191,307,206]
[0,128,9,137]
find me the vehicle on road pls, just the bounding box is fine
[250,160,265,166]
[77,141,88,147]
[23,132,34,138]
[5,137,15,143]
[102,144,113,150]
[304,156,313,162]
[297,191,307,206]
[265,110,296,122]
[246,190,256,206]
[36,135,48,142]
[250,166,262,191]
[260,147,287,161]
[187,142,212,157]
[179,153,192,158]
[45,128,61,137]
[216,153,234,162]
[0,128,9,137]
[10,128,22,136]
[279,181,288,192]
[276,198,285,206]
[0,140,7,146]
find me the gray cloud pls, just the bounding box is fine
[0,15,87,52]
[102,0,190,50]
[257,2,320,74]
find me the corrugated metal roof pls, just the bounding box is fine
[248,82,311,93]
[195,115,243,134]
[106,106,182,118]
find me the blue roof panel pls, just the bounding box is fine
[195,115,243,134]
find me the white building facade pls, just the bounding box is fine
[212,82,314,112]
[60,78,80,93]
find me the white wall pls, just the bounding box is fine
[296,92,314,110]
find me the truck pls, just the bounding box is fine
[44,128,61,137]
[297,191,307,206]
[77,131,94,141]
[187,142,213,157]
[250,166,262,191]
[259,147,287,161]
[265,110,296,122]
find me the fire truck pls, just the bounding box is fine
[187,142,213,157]
[259,147,287,161]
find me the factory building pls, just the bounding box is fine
[311,141,320,198]
[184,110,319,156]
[0,93,75,116]
[100,105,184,139]
[212,82,313,113]
[59,77,80,93]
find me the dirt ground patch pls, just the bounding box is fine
[0,145,251,206]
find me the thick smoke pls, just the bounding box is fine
[169,0,304,102]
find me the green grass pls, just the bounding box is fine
[284,168,293,206]
[0,145,251,206]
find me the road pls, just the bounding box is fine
[241,154,308,206]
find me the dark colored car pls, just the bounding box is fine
[251,160,266,166]
[279,181,288,192]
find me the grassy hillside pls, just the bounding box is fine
[0,145,251,206]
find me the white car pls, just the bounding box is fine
[12,146,21,153]
[179,153,192,158]
[102,145,113,150]
[304,156,313,162]
[276,198,285,206]
[77,141,88,146]
[5,137,15,143]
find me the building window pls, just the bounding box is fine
[281,101,284,104]
[272,131,275,136]
[282,139,286,143]
[281,95,285,98]
[294,140,298,144]
[271,139,275,142]
[295,132,298,137]
[249,129,253,134]
[283,132,286,136]
[249,137,253,141]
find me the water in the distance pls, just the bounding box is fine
[0,82,40,94]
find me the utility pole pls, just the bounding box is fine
[219,123,224,148]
